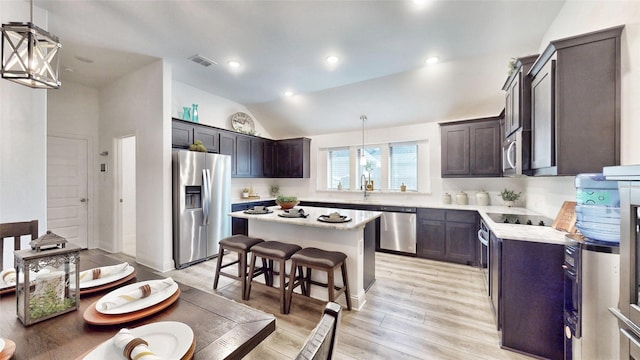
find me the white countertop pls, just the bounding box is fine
[231,196,571,245]
[229,206,382,231]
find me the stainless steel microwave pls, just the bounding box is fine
[502,130,531,176]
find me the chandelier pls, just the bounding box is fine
[1,0,62,89]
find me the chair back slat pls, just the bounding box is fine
[296,302,342,360]
[0,220,38,269]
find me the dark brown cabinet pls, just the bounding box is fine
[194,126,219,153]
[171,120,194,149]
[416,209,478,265]
[231,200,276,235]
[528,25,623,176]
[277,138,311,178]
[495,238,564,360]
[171,119,310,179]
[440,117,501,178]
[502,55,537,137]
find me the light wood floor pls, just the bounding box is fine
[156,252,534,360]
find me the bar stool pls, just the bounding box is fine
[246,241,302,314]
[286,247,352,313]
[213,234,265,300]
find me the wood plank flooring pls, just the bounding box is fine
[153,251,534,360]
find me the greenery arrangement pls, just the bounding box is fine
[242,188,250,193]
[189,140,207,152]
[270,184,280,196]
[29,286,76,320]
[499,189,521,201]
[364,161,374,174]
[276,194,297,203]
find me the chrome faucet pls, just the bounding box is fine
[360,174,369,199]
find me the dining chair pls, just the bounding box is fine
[295,301,342,360]
[0,220,38,269]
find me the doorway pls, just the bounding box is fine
[117,136,136,257]
[47,135,89,249]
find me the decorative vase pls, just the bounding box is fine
[242,191,249,198]
[366,180,374,191]
[337,182,342,191]
[192,104,198,123]
[400,183,406,192]
[442,193,452,204]
[183,107,191,121]
[276,200,299,210]
[504,200,514,207]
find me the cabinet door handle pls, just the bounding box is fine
[80,198,87,203]
[506,141,516,169]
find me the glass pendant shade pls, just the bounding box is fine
[1,22,62,89]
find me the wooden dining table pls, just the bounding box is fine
[0,251,276,360]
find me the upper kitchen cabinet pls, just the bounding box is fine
[440,116,502,178]
[171,119,194,149]
[263,140,277,178]
[277,138,311,178]
[219,131,238,175]
[502,55,538,138]
[194,126,219,153]
[528,25,623,176]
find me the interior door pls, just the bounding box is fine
[47,136,89,249]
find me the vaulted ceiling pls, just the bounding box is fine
[34,0,565,137]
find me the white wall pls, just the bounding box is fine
[0,2,49,268]
[172,81,272,139]
[47,81,100,248]
[99,60,171,271]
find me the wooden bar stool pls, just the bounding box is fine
[0,220,38,270]
[246,241,302,314]
[286,247,352,313]
[213,234,265,300]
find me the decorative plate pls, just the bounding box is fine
[230,112,255,133]
[96,279,179,315]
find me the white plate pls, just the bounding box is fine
[96,279,179,315]
[0,338,5,353]
[0,269,39,290]
[71,264,135,290]
[82,321,193,360]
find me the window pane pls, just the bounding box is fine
[327,148,350,189]
[389,143,417,191]
[357,147,381,190]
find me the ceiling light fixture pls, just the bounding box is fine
[326,56,339,64]
[425,56,439,65]
[228,60,240,68]
[1,0,62,89]
[360,115,367,166]
[284,91,293,97]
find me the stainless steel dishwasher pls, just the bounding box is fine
[378,206,416,254]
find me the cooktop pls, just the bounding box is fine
[486,213,554,226]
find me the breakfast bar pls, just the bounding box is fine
[230,206,382,310]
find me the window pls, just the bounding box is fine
[327,148,350,189]
[389,143,417,191]
[357,147,381,190]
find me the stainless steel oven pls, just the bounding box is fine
[502,130,532,176]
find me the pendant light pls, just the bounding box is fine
[1,0,62,89]
[360,115,367,166]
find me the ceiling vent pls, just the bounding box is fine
[188,54,217,67]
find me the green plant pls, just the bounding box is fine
[276,194,297,203]
[189,140,207,152]
[499,189,521,201]
[270,184,279,196]
[364,161,374,174]
[242,188,250,193]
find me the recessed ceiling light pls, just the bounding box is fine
[425,56,439,65]
[284,91,294,97]
[228,60,240,68]
[326,56,339,64]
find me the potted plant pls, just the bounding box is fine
[499,189,521,207]
[241,188,250,198]
[270,184,280,197]
[276,195,299,210]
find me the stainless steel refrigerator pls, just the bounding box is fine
[172,149,231,269]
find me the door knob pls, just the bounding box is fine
[80,198,87,202]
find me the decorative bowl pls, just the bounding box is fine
[276,200,299,210]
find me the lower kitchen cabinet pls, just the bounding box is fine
[497,238,564,360]
[231,200,276,235]
[416,209,478,265]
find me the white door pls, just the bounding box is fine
[119,136,136,256]
[47,136,89,249]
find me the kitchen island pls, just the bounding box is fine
[229,206,382,310]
